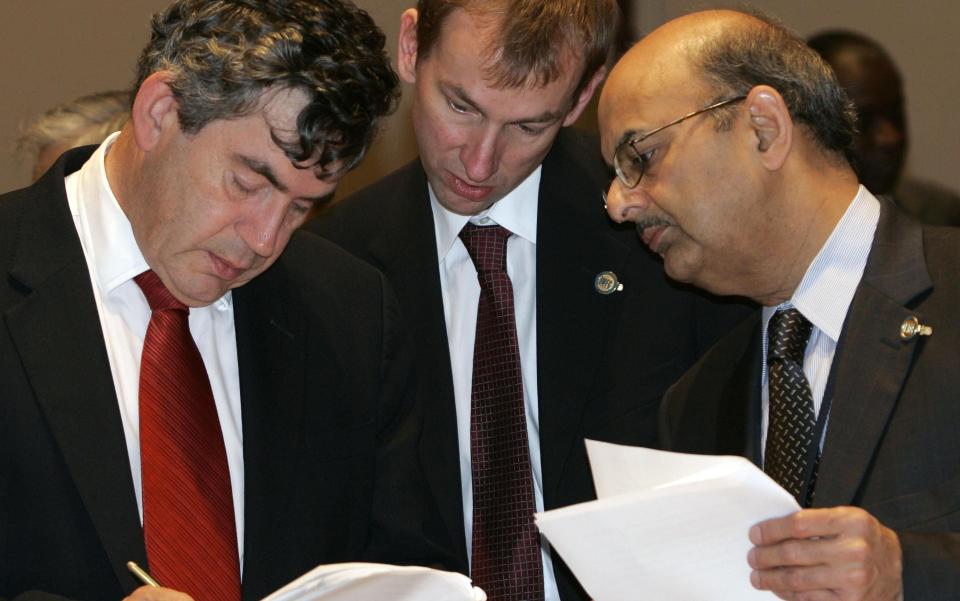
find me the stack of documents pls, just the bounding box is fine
[535,440,799,600]
[262,562,486,601]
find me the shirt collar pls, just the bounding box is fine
[71,132,150,297]
[762,184,880,341]
[430,165,541,262]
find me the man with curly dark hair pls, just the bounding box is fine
[0,2,438,601]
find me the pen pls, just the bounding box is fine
[126,561,161,588]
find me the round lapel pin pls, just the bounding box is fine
[900,316,933,340]
[594,271,623,295]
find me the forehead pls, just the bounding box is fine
[599,50,709,151]
[418,8,582,114]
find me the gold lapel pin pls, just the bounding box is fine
[595,271,623,295]
[900,316,933,340]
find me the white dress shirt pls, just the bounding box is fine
[760,185,881,456]
[64,134,246,568]
[430,165,561,601]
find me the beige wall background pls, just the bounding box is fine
[2,1,958,198]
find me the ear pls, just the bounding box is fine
[130,71,179,152]
[744,85,792,171]
[397,8,420,85]
[562,66,607,127]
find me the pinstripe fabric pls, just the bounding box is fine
[136,270,241,600]
[460,224,544,601]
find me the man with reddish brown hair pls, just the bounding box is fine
[311,2,748,600]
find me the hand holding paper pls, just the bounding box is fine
[535,440,799,600]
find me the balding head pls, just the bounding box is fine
[603,10,856,166]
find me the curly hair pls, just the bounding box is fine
[133,0,399,177]
[694,13,858,164]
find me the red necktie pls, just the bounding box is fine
[135,270,241,600]
[459,224,544,601]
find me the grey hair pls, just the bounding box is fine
[693,13,858,163]
[17,90,129,160]
[132,0,399,177]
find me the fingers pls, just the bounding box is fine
[123,585,195,601]
[747,507,904,601]
[750,506,873,546]
[750,560,873,592]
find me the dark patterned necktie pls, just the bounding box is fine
[135,270,241,600]
[459,224,544,601]
[765,307,817,506]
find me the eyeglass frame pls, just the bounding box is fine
[612,95,747,189]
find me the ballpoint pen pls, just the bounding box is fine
[126,561,162,588]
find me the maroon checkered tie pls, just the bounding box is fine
[136,270,241,600]
[459,223,544,601]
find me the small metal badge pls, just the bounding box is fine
[900,316,933,340]
[594,271,623,295]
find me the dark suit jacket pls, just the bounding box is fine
[309,128,750,600]
[662,201,960,600]
[0,148,438,601]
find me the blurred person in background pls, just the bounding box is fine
[17,90,129,181]
[809,29,960,226]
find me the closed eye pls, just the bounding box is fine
[448,99,471,114]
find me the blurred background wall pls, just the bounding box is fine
[1,0,957,199]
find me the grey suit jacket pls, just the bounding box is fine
[662,201,960,599]
[0,148,439,601]
[310,128,751,600]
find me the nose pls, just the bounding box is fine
[460,126,499,183]
[238,197,288,258]
[605,179,650,223]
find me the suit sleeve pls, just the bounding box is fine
[898,531,960,599]
[361,273,458,569]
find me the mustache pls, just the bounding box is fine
[634,215,674,237]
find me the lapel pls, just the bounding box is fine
[3,150,146,592]
[534,131,636,505]
[232,249,309,596]
[813,204,932,507]
[362,163,467,560]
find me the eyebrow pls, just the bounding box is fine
[443,83,565,125]
[234,154,332,204]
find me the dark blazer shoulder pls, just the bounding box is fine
[661,310,761,450]
[306,159,428,264]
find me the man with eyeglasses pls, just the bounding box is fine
[601,9,960,601]
[310,2,748,600]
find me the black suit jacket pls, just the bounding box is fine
[662,202,960,600]
[310,129,750,600]
[0,148,437,601]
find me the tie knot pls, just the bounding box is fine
[135,270,188,312]
[459,223,512,274]
[768,307,812,362]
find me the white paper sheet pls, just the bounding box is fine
[261,562,486,601]
[535,440,800,601]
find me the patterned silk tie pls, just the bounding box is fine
[459,224,544,601]
[135,270,241,600]
[765,307,817,506]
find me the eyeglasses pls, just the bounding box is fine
[612,95,747,189]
